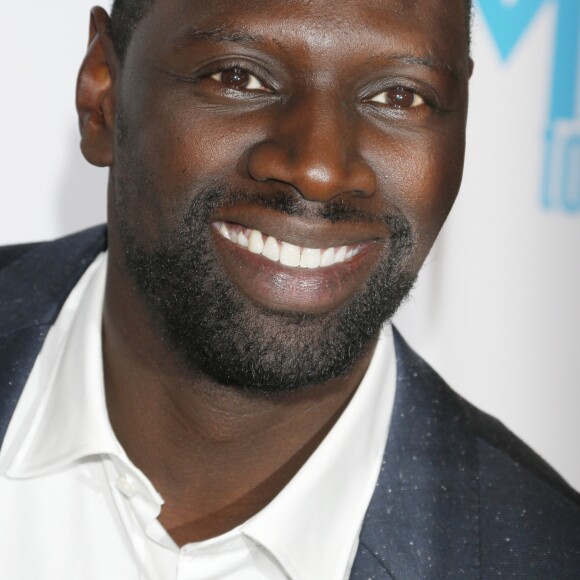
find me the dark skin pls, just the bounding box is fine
[77,0,471,545]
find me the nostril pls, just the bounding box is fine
[351,189,374,199]
[247,140,288,183]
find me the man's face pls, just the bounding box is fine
[107,0,470,392]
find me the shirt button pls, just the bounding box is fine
[115,473,137,498]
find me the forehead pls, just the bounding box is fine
[174,0,461,26]
[134,0,469,70]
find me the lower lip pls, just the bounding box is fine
[212,230,384,314]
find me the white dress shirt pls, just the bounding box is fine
[0,252,397,580]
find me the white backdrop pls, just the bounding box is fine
[1,2,579,490]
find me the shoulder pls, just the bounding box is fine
[0,242,42,272]
[461,395,580,573]
[393,329,580,572]
[0,226,107,277]
[0,226,107,333]
[394,328,579,500]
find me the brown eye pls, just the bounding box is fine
[211,68,265,91]
[370,86,425,108]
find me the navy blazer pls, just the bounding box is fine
[1,226,579,579]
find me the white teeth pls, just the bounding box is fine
[214,222,360,270]
[219,222,231,240]
[248,229,264,254]
[262,236,280,262]
[280,242,301,267]
[320,247,335,267]
[334,245,347,263]
[300,247,321,269]
[238,229,249,247]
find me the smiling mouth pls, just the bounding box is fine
[213,221,363,269]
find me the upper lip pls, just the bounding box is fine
[211,204,389,249]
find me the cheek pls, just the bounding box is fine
[114,90,266,238]
[138,85,271,187]
[368,125,465,260]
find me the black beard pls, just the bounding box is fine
[117,185,416,394]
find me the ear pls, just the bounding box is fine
[468,57,475,79]
[76,7,118,167]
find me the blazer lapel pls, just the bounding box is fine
[350,543,396,579]
[0,225,107,445]
[351,330,481,579]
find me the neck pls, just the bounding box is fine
[102,259,376,545]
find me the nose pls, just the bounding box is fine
[247,94,377,202]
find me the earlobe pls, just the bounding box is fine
[76,7,118,168]
[468,57,475,79]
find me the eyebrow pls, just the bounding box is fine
[175,26,267,48]
[384,54,460,80]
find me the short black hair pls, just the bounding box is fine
[109,0,473,61]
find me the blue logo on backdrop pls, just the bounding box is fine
[477,0,580,212]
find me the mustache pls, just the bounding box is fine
[188,184,414,244]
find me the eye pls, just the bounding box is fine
[369,86,425,109]
[210,68,268,92]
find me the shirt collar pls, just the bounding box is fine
[242,325,397,580]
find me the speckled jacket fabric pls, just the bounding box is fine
[0,225,579,579]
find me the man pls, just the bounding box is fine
[0,0,578,578]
